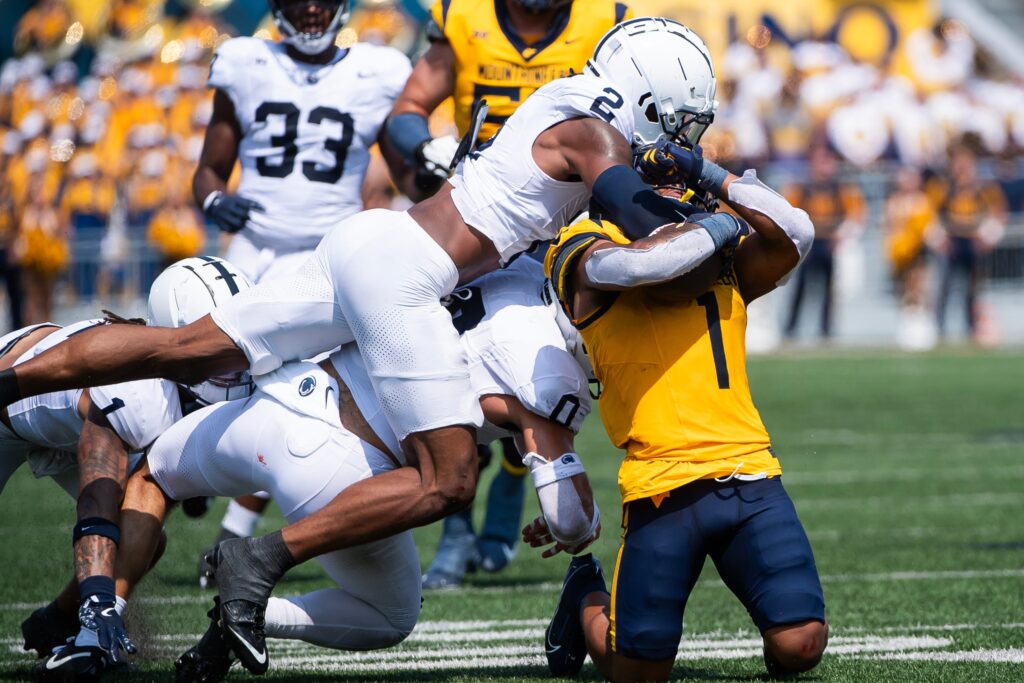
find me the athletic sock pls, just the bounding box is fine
[221,500,263,538]
[218,532,296,605]
[0,369,23,408]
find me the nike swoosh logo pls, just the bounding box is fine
[45,652,92,669]
[228,627,267,665]
[545,631,561,655]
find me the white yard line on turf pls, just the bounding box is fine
[4,566,1022,611]
[873,648,1024,663]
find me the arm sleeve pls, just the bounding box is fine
[584,213,742,288]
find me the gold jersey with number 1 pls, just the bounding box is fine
[429,0,632,142]
[545,218,781,504]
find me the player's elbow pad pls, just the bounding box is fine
[385,113,432,161]
[524,452,599,546]
[727,170,815,281]
[591,165,695,240]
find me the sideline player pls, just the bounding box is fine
[2,257,253,680]
[86,257,597,678]
[0,18,726,653]
[386,0,630,586]
[535,162,827,680]
[193,0,416,576]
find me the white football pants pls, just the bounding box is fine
[147,392,421,650]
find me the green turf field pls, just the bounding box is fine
[1,351,1023,682]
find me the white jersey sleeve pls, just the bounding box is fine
[451,259,592,440]
[89,380,182,452]
[207,37,254,116]
[448,74,636,264]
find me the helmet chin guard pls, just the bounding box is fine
[269,0,350,56]
[585,17,717,148]
[148,256,256,405]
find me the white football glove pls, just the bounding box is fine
[416,135,461,178]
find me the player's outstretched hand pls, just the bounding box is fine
[79,596,137,661]
[522,515,601,559]
[416,135,461,178]
[635,140,704,189]
[203,191,265,234]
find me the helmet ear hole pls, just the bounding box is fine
[644,102,659,124]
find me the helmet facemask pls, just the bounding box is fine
[269,0,350,55]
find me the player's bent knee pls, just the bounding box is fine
[765,620,828,673]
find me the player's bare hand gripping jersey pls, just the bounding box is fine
[449,74,634,263]
[209,38,412,250]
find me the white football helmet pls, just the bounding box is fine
[148,256,255,405]
[542,278,597,383]
[585,17,717,147]
[269,0,350,56]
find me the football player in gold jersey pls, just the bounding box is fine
[534,146,828,680]
[385,0,630,585]
[386,0,631,193]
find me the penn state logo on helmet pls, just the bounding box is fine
[148,256,256,405]
[585,17,717,147]
[268,0,350,56]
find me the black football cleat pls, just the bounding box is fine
[203,543,270,675]
[36,642,108,683]
[175,599,237,683]
[545,553,607,678]
[22,602,78,658]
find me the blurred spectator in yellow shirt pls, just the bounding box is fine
[932,138,1007,340]
[784,145,866,340]
[0,173,24,331]
[147,182,205,269]
[16,173,69,323]
[885,167,937,350]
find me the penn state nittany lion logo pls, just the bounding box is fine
[561,454,576,465]
[298,376,316,396]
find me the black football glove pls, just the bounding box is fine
[203,191,265,234]
[79,595,137,661]
[634,140,705,190]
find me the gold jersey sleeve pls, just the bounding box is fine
[546,219,780,504]
[430,0,632,141]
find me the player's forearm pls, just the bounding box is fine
[192,166,229,208]
[584,214,742,290]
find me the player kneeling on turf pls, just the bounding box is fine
[534,157,827,681]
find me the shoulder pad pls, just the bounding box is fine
[545,218,629,315]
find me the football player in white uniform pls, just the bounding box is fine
[0,19,801,654]
[196,0,416,284]
[90,257,595,678]
[18,258,254,682]
[193,0,416,579]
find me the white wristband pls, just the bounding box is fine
[524,452,585,488]
[201,190,223,213]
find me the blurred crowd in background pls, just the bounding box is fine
[0,0,1022,348]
